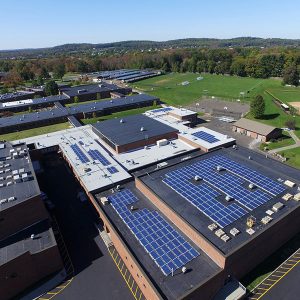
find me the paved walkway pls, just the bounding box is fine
[268,131,300,154]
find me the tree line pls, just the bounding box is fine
[0,47,299,89]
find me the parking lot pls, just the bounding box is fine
[36,155,134,300]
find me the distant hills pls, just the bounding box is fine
[1,37,300,58]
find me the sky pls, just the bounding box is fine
[1,0,300,50]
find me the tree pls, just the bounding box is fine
[36,75,44,86]
[53,64,66,80]
[74,96,79,104]
[283,64,299,86]
[40,67,50,79]
[250,95,265,118]
[45,80,59,96]
[3,71,23,90]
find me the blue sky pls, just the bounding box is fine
[1,0,300,50]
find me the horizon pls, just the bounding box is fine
[1,0,300,50]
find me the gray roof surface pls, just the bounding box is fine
[137,147,300,255]
[0,220,56,265]
[60,83,123,97]
[0,142,40,210]
[92,114,178,146]
[234,118,279,135]
[0,91,35,102]
[0,95,69,111]
[0,94,158,129]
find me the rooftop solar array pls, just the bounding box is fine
[108,189,199,275]
[163,155,286,228]
[192,131,220,143]
[88,149,110,166]
[107,166,119,174]
[151,107,173,114]
[70,144,90,163]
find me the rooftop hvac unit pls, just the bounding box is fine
[216,165,224,172]
[272,202,284,212]
[8,196,15,202]
[284,180,296,188]
[0,199,7,204]
[156,139,168,147]
[100,197,109,206]
[182,266,187,274]
[194,175,202,181]
[246,216,256,228]
[116,185,121,191]
[249,183,255,189]
[225,195,233,202]
[6,181,12,186]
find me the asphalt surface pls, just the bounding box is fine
[37,155,133,300]
[260,264,300,300]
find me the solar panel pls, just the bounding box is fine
[107,166,119,174]
[88,149,110,166]
[108,189,199,276]
[152,107,173,114]
[163,154,285,227]
[192,131,220,143]
[70,144,90,163]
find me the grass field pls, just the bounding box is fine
[260,133,295,150]
[81,105,160,124]
[131,73,281,105]
[267,86,300,103]
[0,122,71,141]
[280,147,300,169]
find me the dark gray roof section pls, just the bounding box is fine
[0,142,40,210]
[92,114,177,146]
[0,220,56,265]
[60,83,122,97]
[0,94,158,129]
[0,91,35,102]
[0,95,69,111]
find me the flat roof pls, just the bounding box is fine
[0,94,158,129]
[112,138,196,171]
[0,95,69,111]
[96,182,221,300]
[137,147,300,255]
[0,142,40,211]
[179,127,236,150]
[0,220,56,265]
[234,118,279,136]
[144,109,236,150]
[0,91,35,102]
[17,126,131,192]
[147,106,197,117]
[60,83,124,97]
[92,114,178,147]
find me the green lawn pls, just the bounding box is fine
[267,86,300,103]
[260,133,295,150]
[280,147,300,169]
[81,105,160,124]
[0,122,71,141]
[131,73,281,105]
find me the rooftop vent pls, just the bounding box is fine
[30,234,35,239]
[140,126,145,132]
[120,119,124,123]
[194,175,202,181]
[249,183,256,189]
[182,266,187,274]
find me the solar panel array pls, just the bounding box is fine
[210,156,286,196]
[163,155,285,227]
[107,166,119,174]
[88,149,110,166]
[152,107,173,114]
[192,131,220,143]
[108,189,199,276]
[70,144,90,163]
